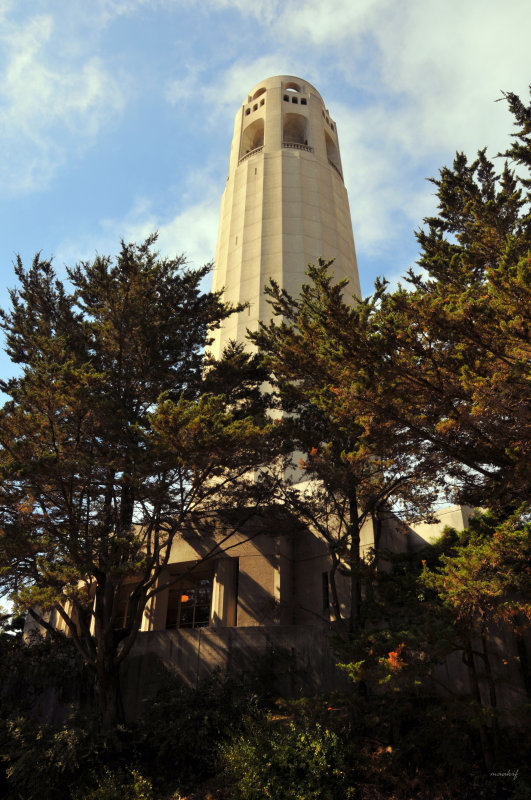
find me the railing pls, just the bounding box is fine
[238,146,264,164]
[328,159,343,180]
[283,142,313,152]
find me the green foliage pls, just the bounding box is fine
[1,715,104,800]
[137,672,259,791]
[251,259,441,634]
[367,90,531,511]
[221,717,356,800]
[0,633,91,718]
[73,768,153,800]
[421,510,531,631]
[0,234,274,726]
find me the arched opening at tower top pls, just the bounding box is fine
[241,119,264,156]
[284,82,301,93]
[283,113,308,146]
[325,130,341,173]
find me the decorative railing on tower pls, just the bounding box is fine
[283,143,313,152]
[238,146,264,164]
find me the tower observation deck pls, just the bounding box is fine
[209,75,361,359]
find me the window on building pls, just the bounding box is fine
[245,108,250,116]
[291,97,298,103]
[301,98,307,105]
[166,572,213,630]
[253,104,258,111]
[284,95,289,101]
[260,99,265,106]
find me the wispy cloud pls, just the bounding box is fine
[0,9,125,195]
[56,166,221,281]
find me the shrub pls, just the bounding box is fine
[220,718,356,800]
[0,714,137,800]
[137,672,257,791]
[73,768,153,800]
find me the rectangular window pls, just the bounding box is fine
[166,570,213,630]
[301,98,307,105]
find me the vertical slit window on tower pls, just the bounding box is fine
[260,99,265,106]
[253,104,257,111]
[245,108,250,115]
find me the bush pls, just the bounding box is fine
[73,768,153,800]
[137,671,257,791]
[220,718,356,800]
[0,713,137,800]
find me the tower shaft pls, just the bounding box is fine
[210,75,360,358]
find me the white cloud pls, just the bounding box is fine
[110,197,220,270]
[178,54,298,120]
[56,197,219,296]
[0,9,125,195]
[57,166,222,281]
[279,0,391,45]
[207,0,281,24]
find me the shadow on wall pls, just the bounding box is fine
[120,625,350,722]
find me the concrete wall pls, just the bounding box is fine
[120,624,349,720]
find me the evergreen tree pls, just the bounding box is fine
[0,236,271,727]
[251,264,439,634]
[368,89,531,510]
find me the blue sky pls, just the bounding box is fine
[1,0,530,382]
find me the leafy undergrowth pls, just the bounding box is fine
[1,667,529,800]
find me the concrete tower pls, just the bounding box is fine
[210,75,361,358]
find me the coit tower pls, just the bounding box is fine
[209,75,361,359]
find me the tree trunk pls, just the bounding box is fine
[464,640,494,770]
[514,619,531,700]
[329,554,342,624]
[96,662,123,730]
[480,634,500,759]
[348,488,362,635]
